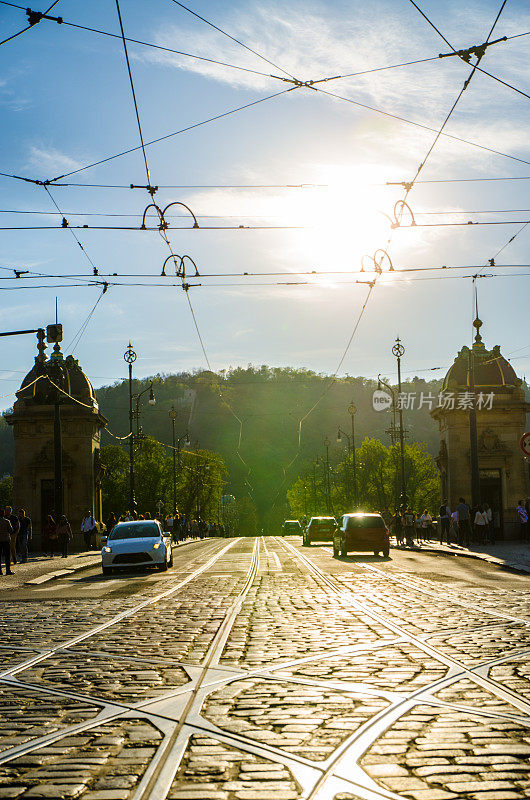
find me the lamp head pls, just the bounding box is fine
[348,402,356,415]
[337,429,342,444]
[148,387,156,405]
[324,437,330,447]
[169,406,177,420]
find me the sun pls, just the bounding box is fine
[276,164,396,280]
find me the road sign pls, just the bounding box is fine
[520,432,530,456]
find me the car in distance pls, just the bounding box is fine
[282,519,302,536]
[101,520,173,575]
[333,512,390,558]
[303,516,337,546]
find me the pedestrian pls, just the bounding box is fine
[483,502,493,544]
[456,497,471,547]
[42,514,57,556]
[390,510,403,546]
[0,512,13,575]
[449,509,458,544]
[516,500,528,540]
[474,504,489,544]
[16,508,32,563]
[56,514,73,558]
[403,507,415,547]
[439,499,450,545]
[80,510,97,550]
[106,512,117,536]
[4,506,19,564]
[420,509,433,541]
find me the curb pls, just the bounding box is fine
[24,537,210,585]
[412,544,530,575]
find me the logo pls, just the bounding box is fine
[373,390,392,412]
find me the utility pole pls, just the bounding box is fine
[169,406,177,515]
[123,343,137,515]
[469,318,482,507]
[392,337,407,507]
[348,402,357,508]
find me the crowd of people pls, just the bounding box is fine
[381,498,499,548]
[101,511,227,544]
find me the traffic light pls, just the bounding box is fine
[46,324,63,343]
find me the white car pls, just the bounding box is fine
[101,520,173,575]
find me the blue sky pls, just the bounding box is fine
[1,0,529,408]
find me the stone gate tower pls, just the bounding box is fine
[431,320,529,538]
[6,332,107,547]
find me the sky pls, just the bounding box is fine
[1,0,529,411]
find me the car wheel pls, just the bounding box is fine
[169,553,173,567]
[340,541,347,557]
[333,541,339,558]
[158,560,168,571]
[102,566,113,576]
[374,550,379,556]
[382,546,389,557]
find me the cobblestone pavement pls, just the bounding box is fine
[0,536,529,800]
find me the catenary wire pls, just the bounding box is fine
[43,186,100,273]
[47,88,298,182]
[0,0,61,46]
[65,285,109,354]
[312,86,530,167]
[168,0,296,80]
[114,0,152,187]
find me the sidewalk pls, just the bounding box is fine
[404,539,530,574]
[0,550,101,589]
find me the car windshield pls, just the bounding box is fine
[108,523,160,541]
[346,516,385,529]
[312,519,335,527]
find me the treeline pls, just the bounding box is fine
[3,365,498,522]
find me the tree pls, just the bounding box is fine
[288,437,440,518]
[0,475,13,508]
[100,445,129,517]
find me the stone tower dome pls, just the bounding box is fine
[6,332,107,546]
[431,320,529,538]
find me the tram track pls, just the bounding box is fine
[275,537,530,799]
[1,536,529,800]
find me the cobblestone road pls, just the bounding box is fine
[0,536,529,800]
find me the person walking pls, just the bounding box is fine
[483,502,494,544]
[105,512,117,535]
[403,508,415,547]
[420,510,433,541]
[516,500,528,540]
[81,510,96,551]
[43,515,57,556]
[5,506,20,564]
[16,508,32,563]
[456,497,471,547]
[0,512,13,575]
[56,515,73,558]
[474,504,489,544]
[439,500,450,545]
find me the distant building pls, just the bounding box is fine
[5,333,107,548]
[431,319,529,538]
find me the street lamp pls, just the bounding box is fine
[123,342,137,514]
[169,405,191,515]
[324,436,332,514]
[392,337,407,507]
[337,401,357,508]
[133,382,156,438]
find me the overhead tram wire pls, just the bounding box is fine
[0,0,61,47]
[46,87,298,183]
[310,86,530,168]
[65,284,109,354]
[168,0,296,80]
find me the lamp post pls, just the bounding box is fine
[392,337,407,507]
[337,401,357,508]
[169,406,177,515]
[133,382,155,438]
[468,318,482,507]
[123,342,137,514]
[324,436,331,514]
[348,402,357,508]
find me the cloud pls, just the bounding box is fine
[26,146,83,177]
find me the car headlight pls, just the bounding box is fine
[153,542,162,549]
[103,546,112,553]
